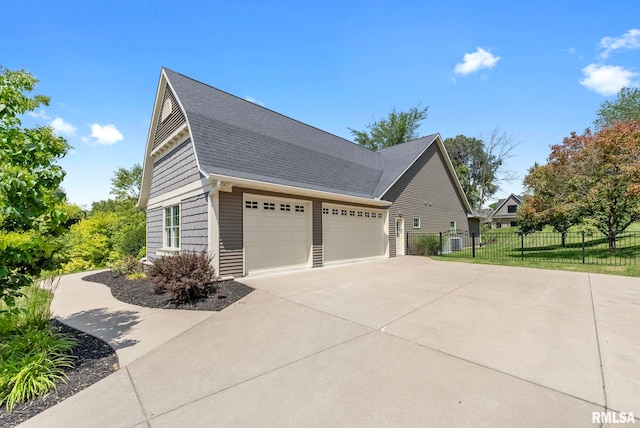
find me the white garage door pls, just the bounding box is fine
[244,194,311,274]
[323,204,386,263]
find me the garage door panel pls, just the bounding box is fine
[244,195,311,274]
[323,204,385,263]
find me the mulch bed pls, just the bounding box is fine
[81,271,254,311]
[1,271,254,426]
[0,320,119,428]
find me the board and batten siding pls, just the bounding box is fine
[312,201,322,267]
[146,207,163,261]
[383,143,469,257]
[149,139,202,199]
[180,193,209,253]
[153,86,186,149]
[218,190,243,277]
[218,186,387,276]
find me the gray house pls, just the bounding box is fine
[138,68,476,277]
[488,194,523,229]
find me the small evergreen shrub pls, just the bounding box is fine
[147,251,216,304]
[415,236,441,256]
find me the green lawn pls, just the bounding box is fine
[431,225,640,277]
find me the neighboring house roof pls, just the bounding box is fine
[139,68,472,213]
[488,194,523,220]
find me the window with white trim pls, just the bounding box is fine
[245,201,258,209]
[164,205,180,249]
[295,205,305,213]
[264,202,275,210]
[450,221,457,232]
[349,210,355,216]
[322,208,329,214]
[280,204,291,211]
[413,217,421,229]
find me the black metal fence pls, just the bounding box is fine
[407,230,640,266]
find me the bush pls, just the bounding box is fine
[147,251,216,304]
[415,236,441,256]
[111,255,144,277]
[0,279,77,412]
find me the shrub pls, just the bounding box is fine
[415,235,441,256]
[111,255,144,277]
[126,272,147,281]
[0,279,77,412]
[147,251,216,304]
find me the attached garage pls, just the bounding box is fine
[243,194,312,274]
[322,203,387,263]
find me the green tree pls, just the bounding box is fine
[110,163,142,201]
[443,129,518,210]
[349,105,428,151]
[594,87,640,129]
[443,135,492,209]
[0,67,70,306]
[521,121,640,250]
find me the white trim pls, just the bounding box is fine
[162,203,182,250]
[147,179,213,209]
[150,123,189,160]
[208,191,220,276]
[209,173,391,207]
[413,217,421,229]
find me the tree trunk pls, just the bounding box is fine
[608,232,617,252]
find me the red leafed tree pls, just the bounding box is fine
[520,120,640,250]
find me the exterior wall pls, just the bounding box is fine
[219,190,244,277]
[218,186,386,277]
[146,207,163,261]
[153,86,186,149]
[149,138,202,199]
[181,193,209,252]
[468,218,481,236]
[382,143,470,257]
[312,201,322,267]
[490,195,521,229]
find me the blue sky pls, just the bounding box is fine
[5,0,639,208]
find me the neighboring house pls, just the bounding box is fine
[488,194,523,229]
[138,68,476,277]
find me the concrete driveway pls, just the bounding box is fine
[23,257,640,427]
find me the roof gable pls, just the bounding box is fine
[139,68,472,213]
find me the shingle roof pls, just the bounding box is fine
[163,68,439,200]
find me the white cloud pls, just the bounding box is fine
[245,96,264,106]
[50,117,76,137]
[600,28,640,59]
[28,109,51,120]
[88,124,124,145]
[579,64,638,96]
[454,48,500,75]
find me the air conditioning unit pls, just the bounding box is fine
[450,237,462,251]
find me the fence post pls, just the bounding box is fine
[471,232,476,258]
[582,231,585,264]
[520,233,524,261]
[439,232,443,255]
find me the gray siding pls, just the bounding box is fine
[383,143,470,257]
[492,195,520,219]
[149,138,202,199]
[219,190,243,277]
[153,86,186,149]
[146,207,163,261]
[181,193,209,253]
